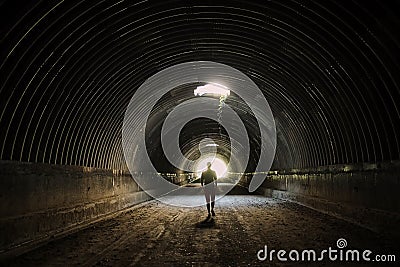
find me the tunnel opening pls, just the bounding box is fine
[144,81,262,182]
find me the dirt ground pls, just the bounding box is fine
[2,186,398,267]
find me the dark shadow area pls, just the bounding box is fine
[195,217,216,229]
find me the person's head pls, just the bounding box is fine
[207,162,212,169]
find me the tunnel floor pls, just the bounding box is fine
[3,187,398,267]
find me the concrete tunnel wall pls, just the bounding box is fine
[241,160,400,239]
[0,160,151,252]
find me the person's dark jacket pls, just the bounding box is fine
[201,169,217,186]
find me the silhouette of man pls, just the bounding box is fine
[200,162,217,218]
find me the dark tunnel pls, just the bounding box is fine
[0,0,399,265]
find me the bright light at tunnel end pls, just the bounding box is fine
[122,61,277,207]
[194,83,230,97]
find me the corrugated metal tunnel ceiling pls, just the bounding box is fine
[0,0,399,171]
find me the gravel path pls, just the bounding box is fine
[3,186,398,267]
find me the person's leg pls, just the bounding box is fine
[211,186,216,216]
[204,190,211,215]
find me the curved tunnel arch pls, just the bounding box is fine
[0,0,399,171]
